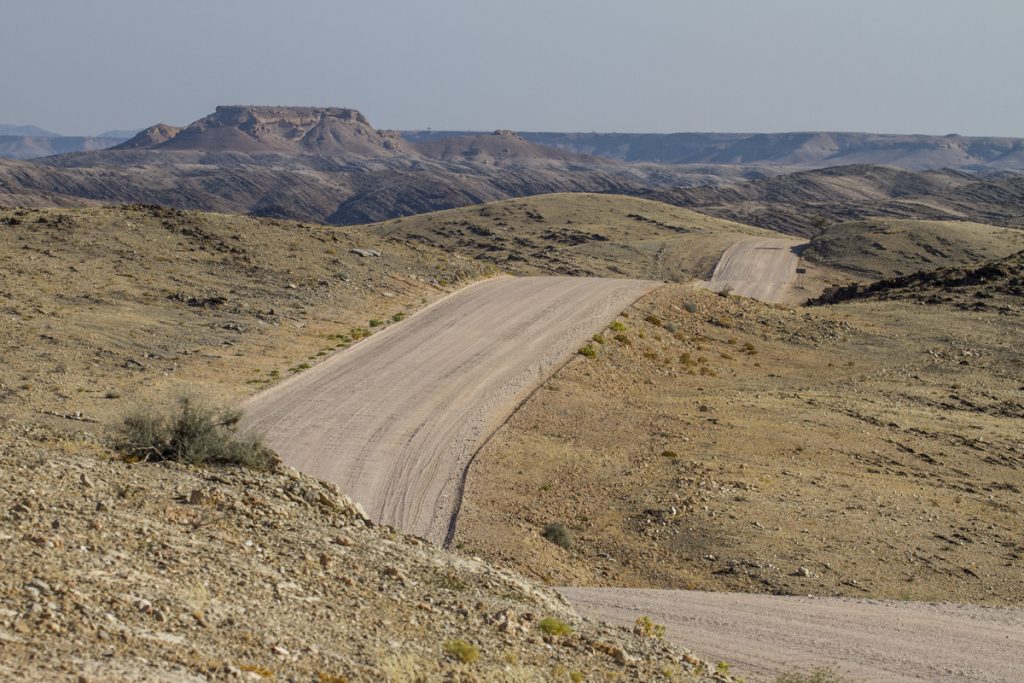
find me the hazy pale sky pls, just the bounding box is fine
[3,0,1023,137]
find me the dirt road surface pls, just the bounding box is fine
[701,237,808,303]
[561,587,1024,682]
[242,276,656,543]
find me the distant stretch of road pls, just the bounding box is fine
[242,276,656,543]
[561,587,1024,683]
[701,237,807,303]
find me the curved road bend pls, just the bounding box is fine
[561,588,1024,683]
[701,237,808,303]
[242,276,657,543]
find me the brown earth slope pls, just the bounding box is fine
[803,218,1024,278]
[453,284,1024,607]
[0,205,494,428]
[363,193,818,283]
[0,424,727,682]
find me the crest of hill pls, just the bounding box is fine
[804,218,1024,279]
[133,105,417,158]
[364,192,777,280]
[413,129,596,165]
[112,123,183,150]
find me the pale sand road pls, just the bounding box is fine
[242,276,656,543]
[561,588,1024,682]
[701,237,808,303]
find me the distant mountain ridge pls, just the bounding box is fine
[0,135,130,160]
[0,124,62,138]
[404,130,1024,172]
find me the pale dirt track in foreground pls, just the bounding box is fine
[561,588,1024,683]
[701,237,808,303]
[242,276,656,543]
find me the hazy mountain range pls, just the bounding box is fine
[0,105,1021,230]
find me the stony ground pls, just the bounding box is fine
[0,205,494,427]
[454,284,1024,606]
[0,425,731,682]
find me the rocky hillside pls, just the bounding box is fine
[0,423,727,682]
[643,165,1024,236]
[803,218,1024,278]
[808,250,1024,310]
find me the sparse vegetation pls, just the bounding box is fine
[592,333,606,344]
[369,318,384,327]
[775,667,848,683]
[633,616,666,639]
[538,617,574,636]
[610,321,627,332]
[614,333,631,346]
[683,301,698,313]
[541,522,572,549]
[114,395,276,469]
[442,639,479,664]
[644,314,663,327]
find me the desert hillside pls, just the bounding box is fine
[363,193,822,284]
[454,281,1024,606]
[803,218,1024,278]
[0,205,493,427]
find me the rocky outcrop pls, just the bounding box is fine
[112,123,182,150]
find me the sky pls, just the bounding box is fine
[3,0,1023,137]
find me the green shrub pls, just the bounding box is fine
[665,321,678,333]
[634,615,666,638]
[443,639,479,664]
[538,617,574,636]
[578,345,597,359]
[368,319,383,327]
[610,320,627,332]
[683,301,698,313]
[592,333,606,344]
[542,522,572,549]
[392,312,406,322]
[114,395,276,469]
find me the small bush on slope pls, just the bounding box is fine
[114,395,276,469]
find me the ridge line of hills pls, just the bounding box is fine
[0,105,1022,232]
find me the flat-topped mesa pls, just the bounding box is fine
[133,105,417,157]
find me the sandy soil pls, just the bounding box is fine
[700,237,809,303]
[242,276,656,543]
[561,587,1024,683]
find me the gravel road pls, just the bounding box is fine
[243,272,1022,682]
[702,237,807,303]
[561,587,1024,682]
[242,276,656,543]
